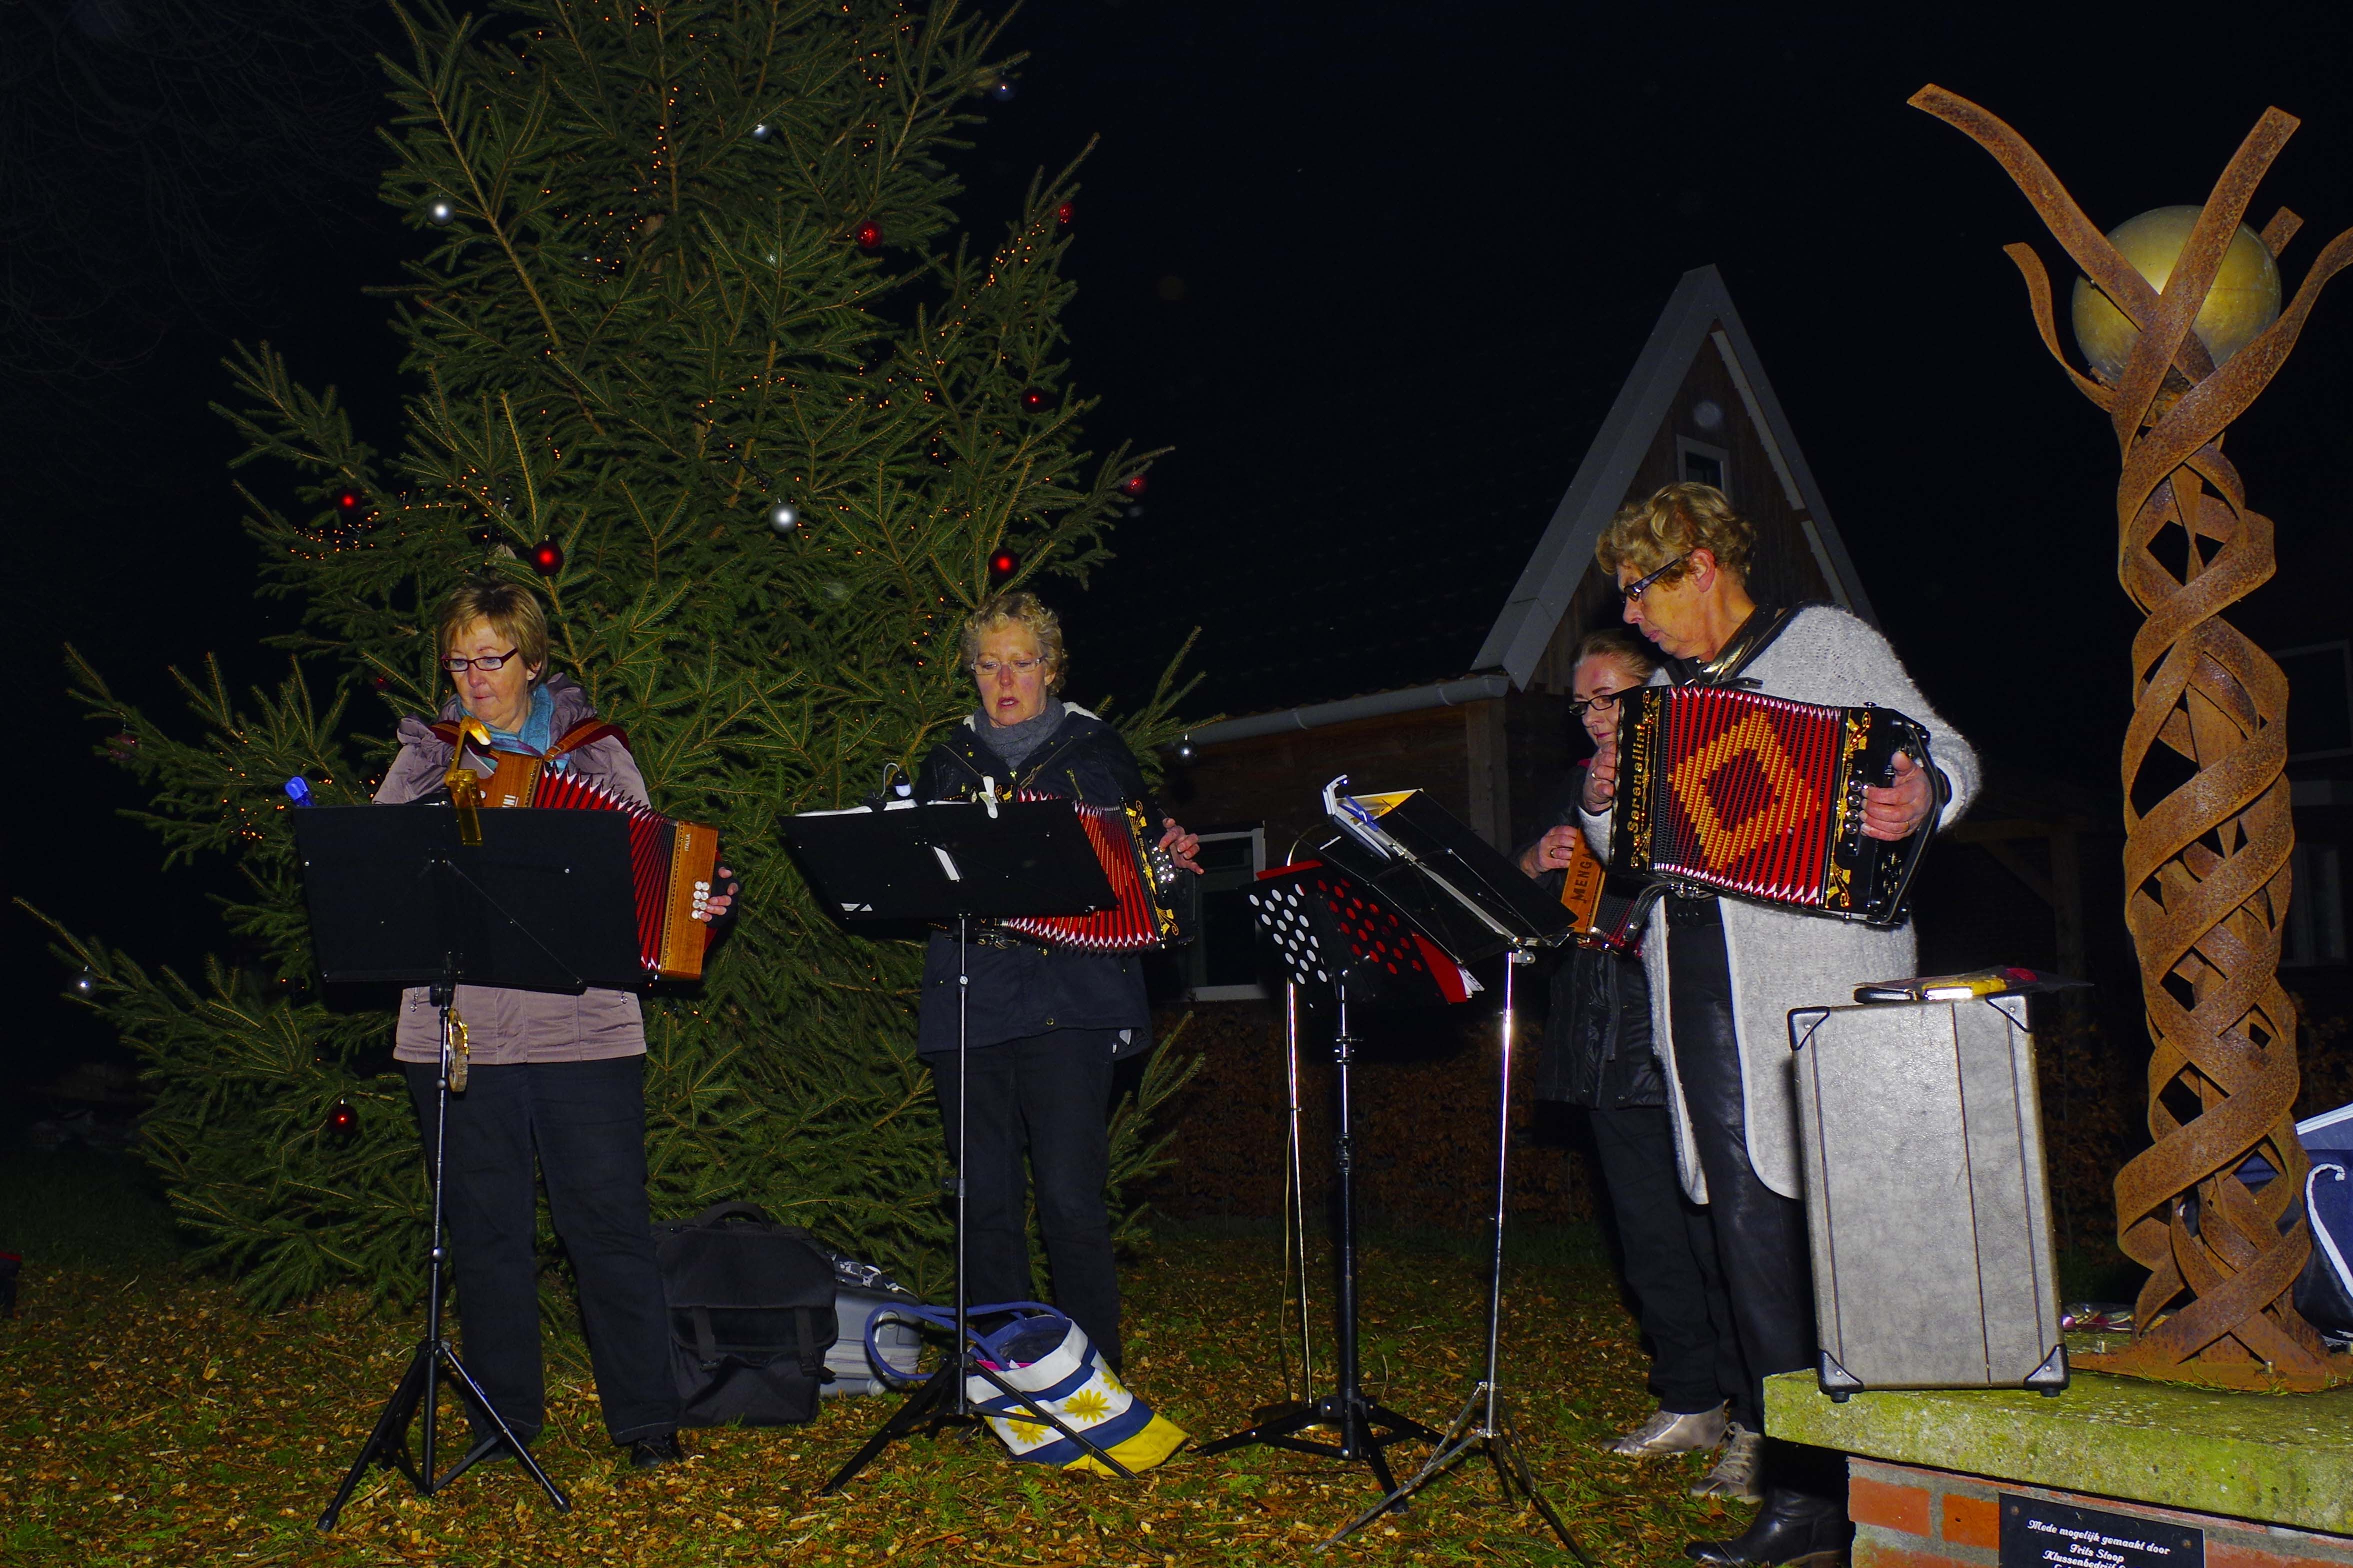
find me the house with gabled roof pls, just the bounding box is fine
[1158,265,1880,998]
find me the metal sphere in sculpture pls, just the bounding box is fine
[2069,205,2280,384]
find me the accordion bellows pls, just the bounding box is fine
[474,751,720,980]
[996,794,1190,952]
[1610,685,1936,925]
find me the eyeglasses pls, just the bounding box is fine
[1622,552,1692,602]
[972,656,1044,678]
[1569,687,1636,718]
[444,647,522,674]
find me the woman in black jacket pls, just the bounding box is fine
[1520,627,1752,1499]
[910,591,1200,1370]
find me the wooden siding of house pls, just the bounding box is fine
[1170,703,1478,858]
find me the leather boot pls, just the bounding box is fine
[1684,1486,1850,1567]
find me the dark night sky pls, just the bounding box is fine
[10,1,2353,1085]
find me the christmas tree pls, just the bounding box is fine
[46,0,1196,1308]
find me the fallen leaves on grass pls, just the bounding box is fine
[0,1235,1748,1565]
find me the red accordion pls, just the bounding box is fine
[1609,685,1937,926]
[443,726,720,980]
[996,796,1193,952]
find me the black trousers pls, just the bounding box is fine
[405,1056,678,1445]
[928,1028,1122,1368]
[1587,1101,1744,1418]
[1665,914,1836,1505]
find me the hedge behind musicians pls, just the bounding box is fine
[1578,485,1978,1568]
[1518,627,1751,1498]
[374,579,738,1470]
[910,591,1202,1372]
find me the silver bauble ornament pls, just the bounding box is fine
[767,502,800,533]
[428,200,456,225]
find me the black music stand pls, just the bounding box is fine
[778,796,1149,1491]
[1309,780,1590,1560]
[1198,858,1452,1502]
[294,805,646,1532]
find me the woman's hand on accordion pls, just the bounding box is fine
[695,863,740,922]
[1579,741,1620,814]
[1862,754,1934,841]
[1159,819,1204,876]
[1519,825,1584,879]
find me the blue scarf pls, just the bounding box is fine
[480,683,558,761]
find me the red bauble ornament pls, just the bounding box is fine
[989,547,1018,579]
[1054,200,1076,228]
[1018,387,1050,413]
[854,219,882,250]
[1118,472,1146,497]
[372,674,390,692]
[334,487,364,515]
[327,1100,358,1136]
[528,537,564,575]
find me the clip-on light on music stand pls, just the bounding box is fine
[1311,779,1592,1560]
[780,791,1148,1491]
[294,804,648,1532]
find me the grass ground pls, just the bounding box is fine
[0,1149,1764,1567]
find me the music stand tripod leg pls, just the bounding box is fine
[1198,977,1438,1499]
[1322,950,1590,1562]
[318,979,568,1531]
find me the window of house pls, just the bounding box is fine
[2274,640,2353,760]
[2284,842,2347,968]
[1182,826,1269,1001]
[1677,436,1730,498]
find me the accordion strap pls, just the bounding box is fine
[1683,603,1801,688]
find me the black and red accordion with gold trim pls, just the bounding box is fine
[439,721,720,980]
[995,795,1194,952]
[1609,686,1938,926]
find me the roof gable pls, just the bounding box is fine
[1473,265,1874,689]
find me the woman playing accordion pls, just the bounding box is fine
[373,579,736,1470]
[910,591,1200,1372]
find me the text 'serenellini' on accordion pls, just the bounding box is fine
[996,795,1196,952]
[458,752,720,980]
[1610,686,1941,925]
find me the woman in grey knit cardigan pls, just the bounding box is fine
[1578,485,1979,1568]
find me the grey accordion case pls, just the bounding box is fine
[1788,994,2067,1399]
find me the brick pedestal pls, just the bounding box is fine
[1847,1457,2353,1568]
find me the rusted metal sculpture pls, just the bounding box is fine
[1912,85,2353,1391]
